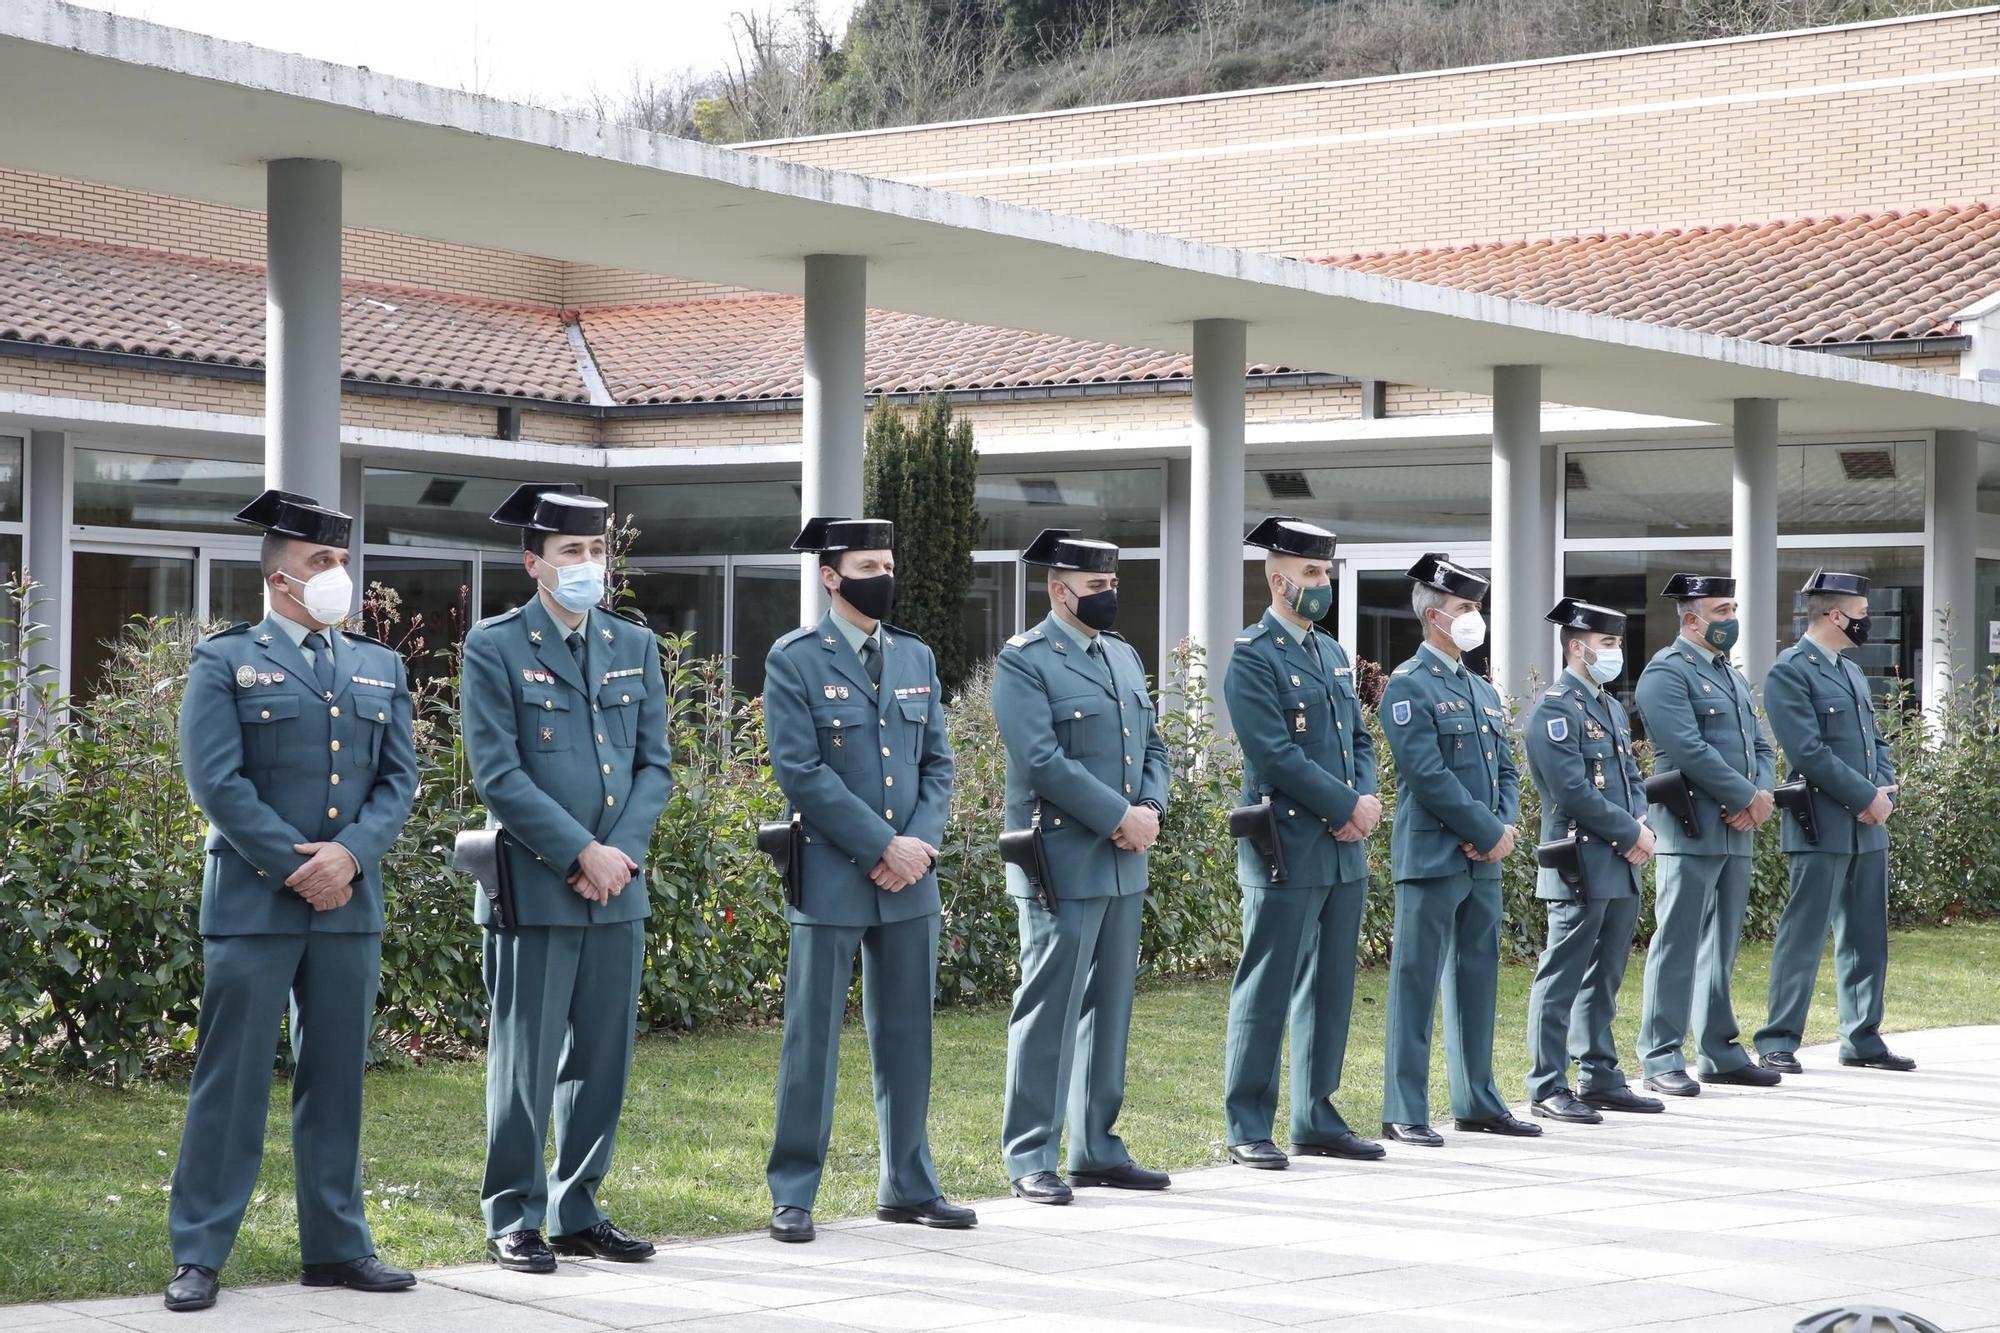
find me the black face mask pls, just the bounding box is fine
[1068,586,1119,633]
[838,572,896,621]
[1841,612,1873,647]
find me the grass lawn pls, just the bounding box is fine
[4,919,1995,1305]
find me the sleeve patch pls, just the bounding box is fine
[1390,699,1412,726]
[1546,716,1569,742]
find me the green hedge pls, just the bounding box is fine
[4,590,1997,1089]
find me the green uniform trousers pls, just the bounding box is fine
[1224,879,1367,1147]
[1757,849,1890,1061]
[1638,853,1755,1077]
[1525,896,1640,1102]
[480,920,644,1239]
[1001,893,1144,1179]
[767,913,943,1210]
[1382,874,1508,1125]
[169,932,381,1271]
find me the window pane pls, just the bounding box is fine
[0,535,19,662]
[731,565,801,698]
[70,550,194,698]
[1978,558,2000,677]
[1354,567,1490,679]
[1777,441,1924,535]
[1564,449,1730,539]
[0,436,21,523]
[624,564,724,660]
[209,559,266,627]
[1025,559,1161,686]
[481,561,539,621]
[978,468,1162,550]
[1980,440,2000,517]
[1561,549,1732,723]
[73,450,264,534]
[363,555,470,686]
[618,480,801,557]
[1777,548,1923,704]
[962,560,1017,666]
[1241,561,1338,632]
[1248,462,1490,544]
[364,470,539,552]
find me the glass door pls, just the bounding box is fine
[70,543,196,699]
[1343,548,1492,681]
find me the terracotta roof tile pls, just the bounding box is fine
[0,230,585,401]
[1325,205,2000,347]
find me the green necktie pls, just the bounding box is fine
[861,636,882,687]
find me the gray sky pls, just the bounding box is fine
[68,0,859,111]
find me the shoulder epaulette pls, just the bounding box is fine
[611,605,650,629]
[474,606,523,631]
[1235,622,1269,645]
[1391,662,1418,676]
[880,622,927,647]
[1099,628,1127,642]
[1543,685,1565,697]
[1004,627,1045,651]
[203,621,252,641]
[339,626,392,649]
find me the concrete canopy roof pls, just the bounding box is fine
[2,0,1997,438]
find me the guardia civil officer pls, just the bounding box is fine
[994,529,1171,1205]
[1522,598,1664,1124]
[462,484,672,1272]
[1632,574,1780,1095]
[1754,570,1914,1074]
[1378,554,1538,1145]
[1220,517,1384,1170]
[165,490,418,1313]
[763,517,973,1242]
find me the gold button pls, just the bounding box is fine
[1051,817,1061,827]
[885,808,894,819]
[330,740,341,752]
[621,694,631,704]
[885,776,895,787]
[260,709,271,720]
[593,703,601,713]
[327,807,339,818]
[1480,724,1489,733]
[606,796,616,807]
[329,774,340,786]
[1073,710,1083,719]
[597,733,606,743]
[1123,728,1130,737]
[1288,808,1297,816]
[1124,783,1132,793]
[377,711,385,721]
[879,718,886,727]
[543,700,553,711]
[1124,756,1132,765]
[1486,751,1494,761]
[882,747,892,757]
[602,764,612,774]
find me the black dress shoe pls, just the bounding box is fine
[1704,1063,1782,1087]
[1011,1170,1073,1204]
[164,1264,218,1312]
[769,1206,815,1243]
[1069,1161,1170,1190]
[1455,1111,1544,1137]
[1841,1050,1918,1071]
[1226,1139,1289,1169]
[1294,1132,1386,1161]
[1531,1090,1603,1124]
[1582,1086,1665,1114]
[486,1230,557,1273]
[1644,1071,1702,1098]
[1381,1122,1444,1147]
[1760,1050,1803,1074]
[551,1220,656,1262]
[301,1254,415,1292]
[877,1197,977,1229]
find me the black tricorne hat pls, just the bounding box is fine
[1244,516,1336,560]
[490,483,610,536]
[1406,552,1489,602]
[1022,528,1118,572]
[1660,573,1736,600]
[1801,568,1870,597]
[234,489,352,547]
[791,516,895,554]
[1546,597,1627,636]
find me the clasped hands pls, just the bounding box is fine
[568,840,638,904]
[1723,788,1777,832]
[870,834,939,892]
[1332,793,1384,843]
[287,841,360,912]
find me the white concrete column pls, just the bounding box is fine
[266,159,343,505]
[1491,364,1552,701]
[1189,318,1247,730]
[24,430,67,691]
[1927,429,1979,709]
[1731,399,1779,685]
[1160,455,1192,688]
[799,253,866,623]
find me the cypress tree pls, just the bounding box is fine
[862,394,981,696]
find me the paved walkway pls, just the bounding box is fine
[12,1026,2000,1333]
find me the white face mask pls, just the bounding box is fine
[1436,606,1486,652]
[540,559,607,615]
[280,565,353,626]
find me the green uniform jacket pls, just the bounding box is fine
[1525,670,1645,900]
[180,613,418,935]
[460,597,672,927]
[1379,650,1519,883]
[764,613,954,927]
[992,617,1168,901]
[1222,609,1376,888]
[1762,637,1895,856]
[1633,641,1775,858]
